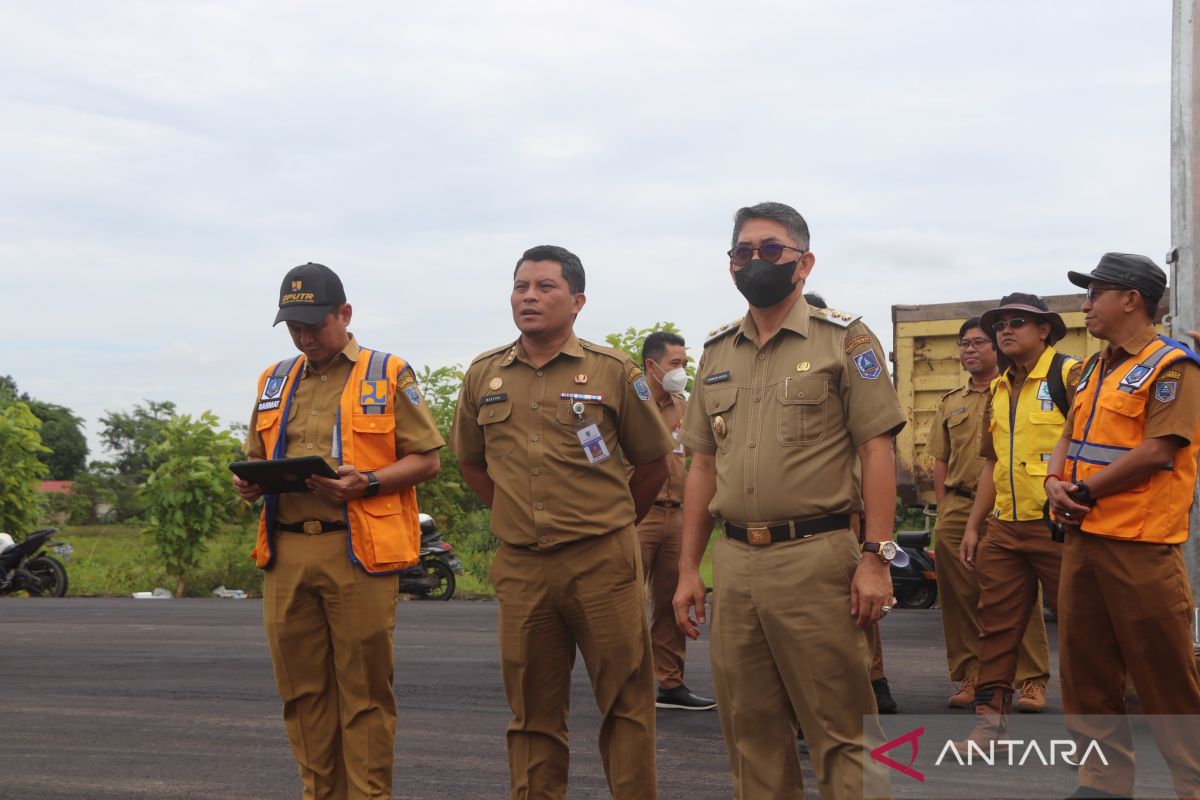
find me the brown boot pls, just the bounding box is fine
[951,689,1010,755]
[1016,680,1046,713]
[948,674,976,708]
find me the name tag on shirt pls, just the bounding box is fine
[576,423,610,464]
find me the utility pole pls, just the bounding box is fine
[1169,0,1199,651]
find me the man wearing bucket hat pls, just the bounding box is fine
[1044,253,1200,799]
[233,262,444,799]
[955,292,1081,748]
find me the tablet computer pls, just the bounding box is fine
[229,456,339,494]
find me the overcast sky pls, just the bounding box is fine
[0,1,1174,458]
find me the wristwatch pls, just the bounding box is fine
[363,471,381,498]
[862,540,898,565]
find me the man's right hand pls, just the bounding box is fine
[959,525,980,572]
[673,568,708,640]
[232,475,263,503]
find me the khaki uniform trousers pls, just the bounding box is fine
[975,518,1061,697]
[1059,530,1200,798]
[710,528,891,800]
[489,525,657,800]
[934,493,1050,685]
[263,531,399,800]
[637,505,687,689]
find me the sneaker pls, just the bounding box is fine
[872,677,898,714]
[948,675,977,709]
[1016,680,1047,713]
[656,685,717,711]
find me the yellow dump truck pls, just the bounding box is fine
[890,293,1104,506]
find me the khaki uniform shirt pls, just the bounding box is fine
[451,334,674,548]
[928,381,992,492]
[625,393,687,504]
[245,336,445,525]
[1063,326,1200,442]
[678,298,906,524]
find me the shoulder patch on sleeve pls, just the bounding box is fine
[844,334,872,353]
[811,306,862,328]
[852,348,883,380]
[1155,380,1178,403]
[705,318,743,345]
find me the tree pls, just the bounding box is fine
[413,365,483,530]
[139,411,244,596]
[0,401,50,536]
[26,400,88,480]
[100,400,177,479]
[604,321,697,390]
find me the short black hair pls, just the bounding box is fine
[732,202,811,251]
[514,245,585,294]
[959,317,985,339]
[1139,292,1158,320]
[803,292,827,309]
[642,331,686,366]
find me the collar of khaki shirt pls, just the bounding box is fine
[735,296,811,346]
[503,333,586,368]
[303,335,361,376]
[1100,325,1158,369]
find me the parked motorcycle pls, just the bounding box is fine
[0,528,71,597]
[398,514,463,601]
[891,530,938,609]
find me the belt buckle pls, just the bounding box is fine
[302,520,322,535]
[747,526,771,546]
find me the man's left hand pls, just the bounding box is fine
[308,465,369,502]
[850,557,893,628]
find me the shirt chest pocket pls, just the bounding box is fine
[1096,391,1149,458]
[703,386,738,455]
[946,408,972,447]
[350,414,396,470]
[777,378,828,447]
[477,401,516,459]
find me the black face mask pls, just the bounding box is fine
[734,259,798,308]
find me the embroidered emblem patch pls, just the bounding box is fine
[261,376,286,401]
[853,349,882,380]
[404,386,423,406]
[633,376,652,401]
[1155,381,1178,403]
[359,380,388,407]
[844,334,871,353]
[1036,380,1051,401]
[1122,365,1153,387]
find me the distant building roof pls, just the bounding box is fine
[39,481,75,494]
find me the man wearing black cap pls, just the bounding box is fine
[956,292,1080,748]
[1045,253,1200,799]
[233,262,444,799]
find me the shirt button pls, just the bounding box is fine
[321,374,328,381]
[306,443,314,450]
[539,537,548,543]
[532,468,541,476]
[536,370,544,377]
[749,441,756,448]
[489,410,495,418]
[535,502,544,510]
[311,409,318,416]
[747,487,755,494]
[531,434,539,442]
[758,354,766,361]
[753,395,760,403]
[531,402,539,409]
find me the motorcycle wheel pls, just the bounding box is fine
[894,582,937,610]
[418,559,455,601]
[25,556,68,597]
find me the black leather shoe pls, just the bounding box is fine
[656,685,717,711]
[872,677,899,714]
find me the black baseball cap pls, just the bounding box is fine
[273,262,347,326]
[1067,253,1167,303]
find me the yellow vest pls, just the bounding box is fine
[989,346,1076,521]
[1066,337,1200,544]
[251,349,422,573]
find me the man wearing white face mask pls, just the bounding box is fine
[637,331,717,711]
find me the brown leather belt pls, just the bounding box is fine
[725,515,850,546]
[278,520,346,535]
[653,500,683,509]
[946,485,976,500]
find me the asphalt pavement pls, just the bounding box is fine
[4,598,1059,799]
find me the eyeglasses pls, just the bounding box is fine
[991,318,1030,332]
[958,338,992,350]
[727,242,806,267]
[1086,285,1125,303]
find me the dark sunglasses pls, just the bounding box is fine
[727,242,806,267]
[991,318,1030,332]
[1086,284,1126,303]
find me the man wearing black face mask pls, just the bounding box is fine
[673,202,906,800]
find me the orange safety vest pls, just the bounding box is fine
[1066,336,1200,544]
[251,349,422,572]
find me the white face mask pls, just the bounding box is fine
[659,367,688,394]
